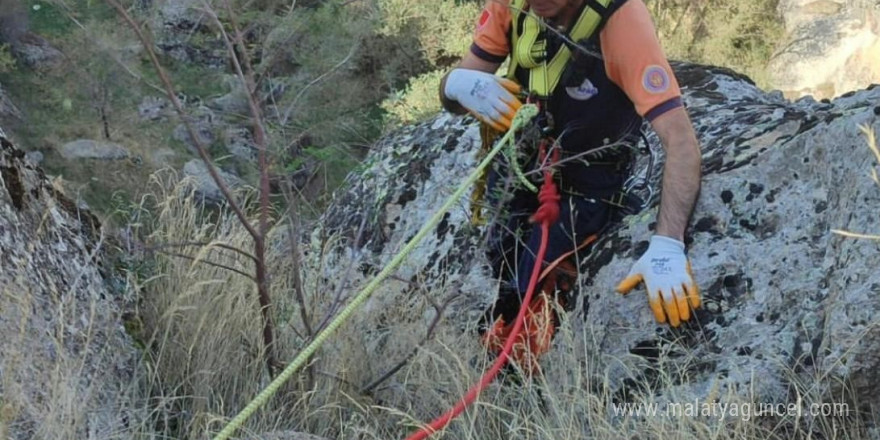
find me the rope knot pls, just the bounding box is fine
[530,179,560,224]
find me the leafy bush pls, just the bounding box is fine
[649,0,783,88]
[0,44,15,73]
[375,0,481,69]
[381,69,445,128]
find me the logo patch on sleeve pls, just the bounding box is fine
[642,65,670,94]
[477,9,491,30]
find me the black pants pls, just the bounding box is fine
[484,165,618,296]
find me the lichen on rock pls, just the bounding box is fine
[315,61,880,415]
[0,130,139,439]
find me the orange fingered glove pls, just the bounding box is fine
[616,235,701,327]
[444,68,522,131]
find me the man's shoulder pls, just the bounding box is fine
[483,0,513,19]
[473,0,514,60]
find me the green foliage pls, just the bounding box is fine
[649,0,783,88]
[381,69,445,128]
[0,45,15,73]
[1,9,181,216]
[253,0,482,200]
[24,0,116,37]
[23,0,72,37]
[145,59,228,98]
[259,3,384,199]
[376,0,480,69]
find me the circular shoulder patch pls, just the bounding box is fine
[477,9,491,30]
[642,65,670,94]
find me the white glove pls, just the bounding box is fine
[616,235,701,327]
[444,68,522,132]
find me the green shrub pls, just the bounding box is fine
[375,0,480,69]
[649,0,783,88]
[0,45,15,73]
[381,69,445,129]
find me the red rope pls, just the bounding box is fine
[404,142,560,440]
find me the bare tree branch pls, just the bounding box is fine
[313,214,369,334]
[359,291,461,395]
[280,44,358,126]
[201,0,282,376]
[140,241,258,263]
[105,0,260,241]
[157,250,256,281]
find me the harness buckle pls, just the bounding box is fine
[525,93,555,134]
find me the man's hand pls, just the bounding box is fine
[616,235,701,327]
[444,68,522,131]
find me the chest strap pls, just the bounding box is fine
[508,0,617,99]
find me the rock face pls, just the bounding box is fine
[137,95,171,122]
[0,129,138,438]
[172,106,218,155]
[149,0,227,68]
[769,0,880,99]
[182,159,245,203]
[224,127,256,161]
[60,139,130,160]
[318,62,880,415]
[0,82,22,122]
[9,32,64,71]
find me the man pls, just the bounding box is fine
[439,0,703,373]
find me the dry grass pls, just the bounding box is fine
[9,128,879,437]
[107,173,872,440]
[5,132,879,437]
[0,215,138,439]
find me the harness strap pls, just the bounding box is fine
[470,123,502,226]
[507,0,616,98]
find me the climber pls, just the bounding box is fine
[439,0,703,374]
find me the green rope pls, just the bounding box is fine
[211,104,539,440]
[504,136,538,193]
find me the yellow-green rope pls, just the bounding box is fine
[504,137,538,193]
[211,104,539,440]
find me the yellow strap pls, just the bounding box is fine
[507,0,527,81]
[509,0,614,98]
[470,123,500,225]
[514,13,544,69]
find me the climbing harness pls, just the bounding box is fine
[508,0,617,99]
[471,0,641,225]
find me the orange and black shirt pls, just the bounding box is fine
[471,0,683,188]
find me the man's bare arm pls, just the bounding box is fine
[650,107,702,241]
[439,52,502,114]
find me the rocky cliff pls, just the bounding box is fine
[316,62,880,422]
[0,128,137,439]
[770,0,880,99]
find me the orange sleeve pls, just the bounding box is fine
[600,0,682,121]
[471,0,512,62]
